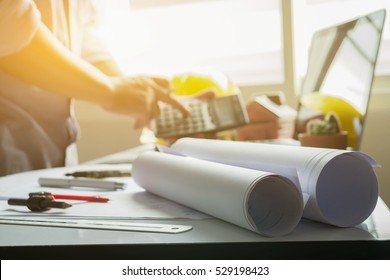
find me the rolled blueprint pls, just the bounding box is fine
[171,138,379,227]
[132,151,304,237]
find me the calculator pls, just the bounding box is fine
[150,94,249,139]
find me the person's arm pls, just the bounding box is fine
[0,22,189,126]
[91,60,123,77]
[0,22,114,103]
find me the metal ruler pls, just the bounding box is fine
[0,217,192,234]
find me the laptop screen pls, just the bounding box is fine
[295,9,386,150]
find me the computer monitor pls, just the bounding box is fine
[295,9,386,150]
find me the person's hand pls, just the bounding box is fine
[162,89,218,146]
[104,75,190,129]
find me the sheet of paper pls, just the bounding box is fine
[132,151,304,237]
[170,138,379,227]
[0,164,208,220]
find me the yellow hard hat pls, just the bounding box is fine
[170,70,239,97]
[300,93,363,149]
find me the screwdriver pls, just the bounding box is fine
[7,196,72,212]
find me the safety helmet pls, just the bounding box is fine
[170,70,240,97]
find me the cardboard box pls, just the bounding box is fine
[235,92,297,141]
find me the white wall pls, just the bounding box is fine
[360,93,390,207]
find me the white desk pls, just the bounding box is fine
[1,145,390,259]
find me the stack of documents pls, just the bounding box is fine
[132,138,379,237]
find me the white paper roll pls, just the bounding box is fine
[171,138,379,227]
[132,151,303,237]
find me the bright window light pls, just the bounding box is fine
[293,0,390,80]
[100,0,284,86]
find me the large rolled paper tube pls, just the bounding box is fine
[132,151,304,237]
[171,138,379,227]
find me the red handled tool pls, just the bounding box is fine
[30,192,109,203]
[5,192,109,212]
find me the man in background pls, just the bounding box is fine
[0,0,189,176]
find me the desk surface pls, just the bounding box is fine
[1,145,390,259]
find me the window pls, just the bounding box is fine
[100,0,284,86]
[292,0,390,84]
[99,0,389,98]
